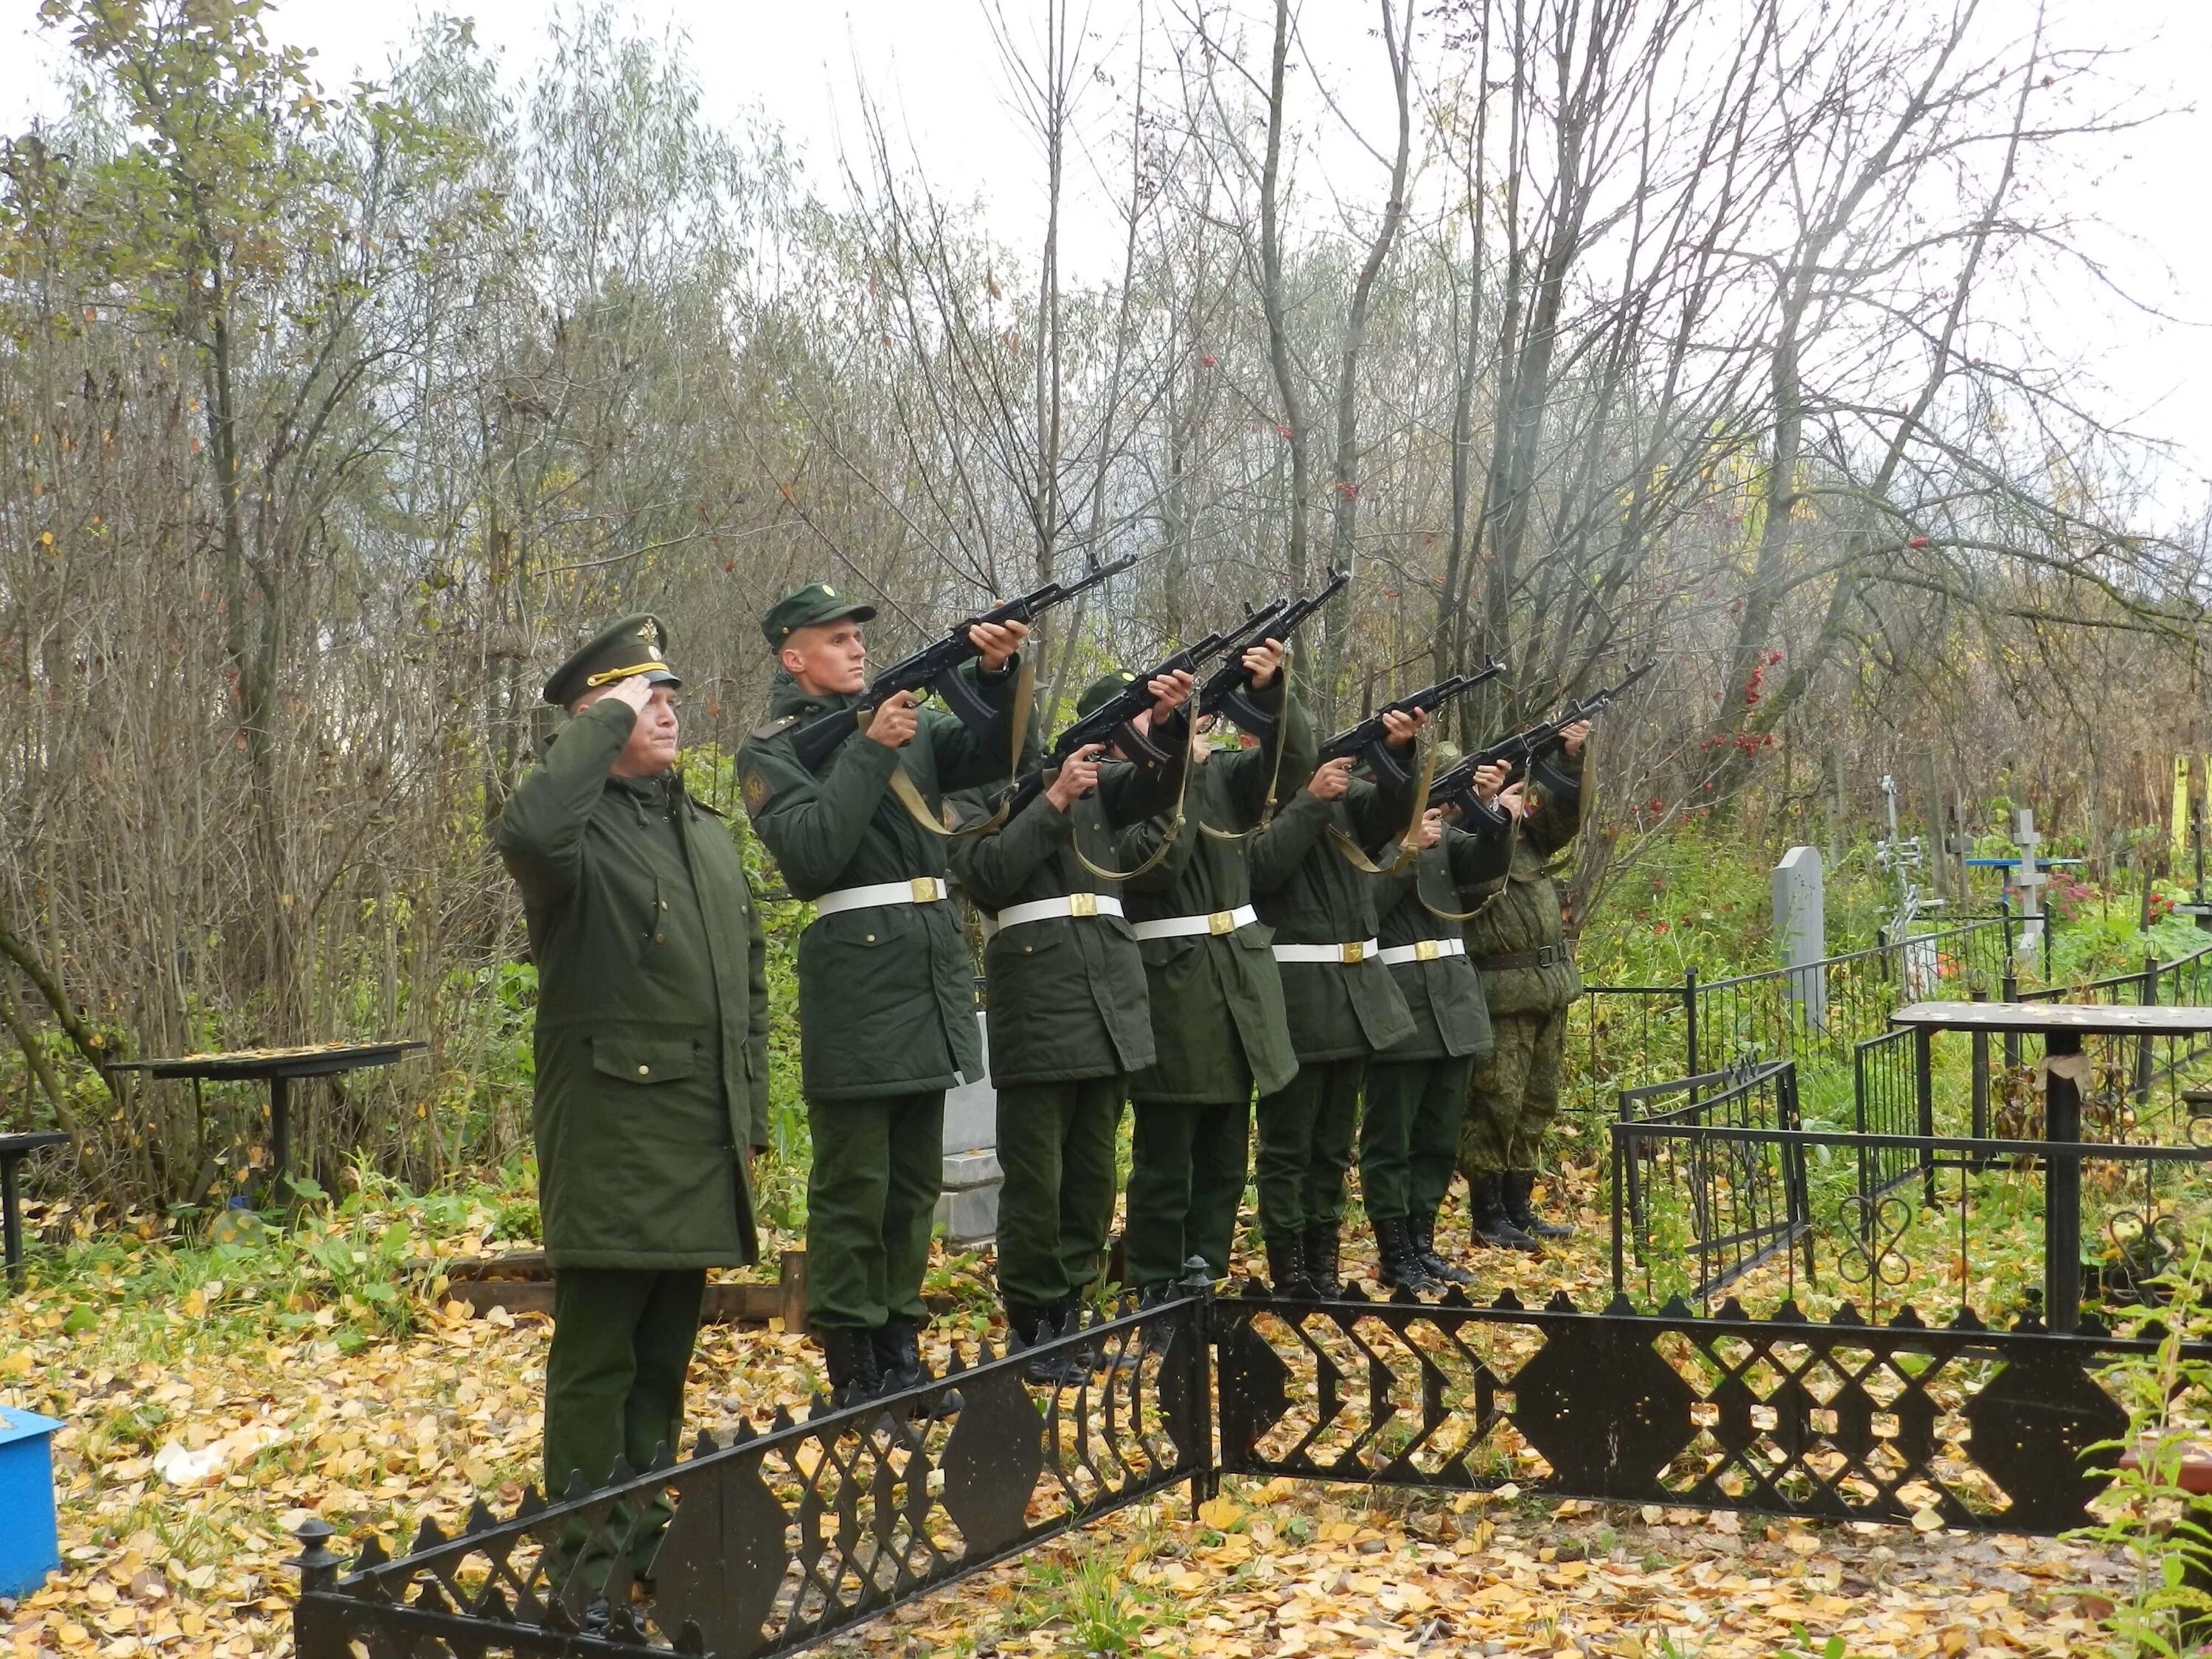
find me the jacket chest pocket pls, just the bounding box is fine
[591,1034,700,1085]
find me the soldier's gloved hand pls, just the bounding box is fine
[967,619,1029,671]
[1382,707,1426,748]
[1046,744,1106,811]
[866,690,921,748]
[1472,761,1511,804]
[1148,668,1195,720]
[1307,756,1354,801]
[1244,639,1287,689]
[1495,781,1529,821]
[603,675,655,713]
[1560,720,1591,757]
[1419,807,1446,849]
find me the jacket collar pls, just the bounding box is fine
[768,666,858,721]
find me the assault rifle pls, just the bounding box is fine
[996,625,1255,820]
[1428,657,1657,825]
[788,554,1139,772]
[1194,568,1350,736]
[1318,662,1504,788]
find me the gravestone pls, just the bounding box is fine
[937,1011,1002,1246]
[1773,846,1828,1032]
[2012,808,2047,966]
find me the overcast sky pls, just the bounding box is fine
[2,0,2206,516]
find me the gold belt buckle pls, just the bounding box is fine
[1208,910,1237,936]
[1342,941,1366,964]
[1069,892,1099,919]
[1414,939,1439,961]
[911,877,942,903]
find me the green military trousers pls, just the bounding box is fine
[1360,1054,1476,1222]
[1124,1095,1253,1291]
[995,1077,1124,1310]
[805,1090,944,1330]
[1255,1058,1365,1239]
[544,1267,706,1590]
[1458,1008,1568,1178]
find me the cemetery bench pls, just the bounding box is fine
[0,1131,68,1284]
[107,1042,425,1203]
[1891,1001,2212,1332]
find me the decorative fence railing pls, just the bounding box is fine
[1576,915,2012,1116]
[296,1273,2212,1659]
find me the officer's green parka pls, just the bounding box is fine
[494,698,769,1270]
[1463,751,1587,1017]
[1110,681,1305,1105]
[738,661,1026,1099]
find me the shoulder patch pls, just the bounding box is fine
[742,769,772,814]
[750,714,799,742]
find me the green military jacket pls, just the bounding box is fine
[1464,750,1587,1018]
[1372,816,1514,1062]
[494,698,769,1270]
[1110,681,1302,1106]
[739,659,1025,1101]
[947,743,1184,1089]
[1248,745,1421,1063]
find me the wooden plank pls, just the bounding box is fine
[1892,1001,2212,1035]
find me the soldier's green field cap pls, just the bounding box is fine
[762,582,876,648]
[543,613,682,706]
[1077,669,1139,722]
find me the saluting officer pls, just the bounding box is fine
[945,666,1194,1377]
[493,614,770,1585]
[738,585,1029,1405]
[1358,762,1513,1291]
[1109,640,1299,1299]
[1245,709,1426,1295]
[1457,722,1591,1248]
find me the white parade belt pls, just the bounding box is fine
[1130,904,1258,941]
[1272,939,1380,965]
[1377,937,1467,967]
[811,877,949,918]
[984,893,1126,936]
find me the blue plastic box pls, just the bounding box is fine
[0,1405,62,1599]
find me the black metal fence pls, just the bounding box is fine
[1576,916,2011,1116]
[296,1295,1209,1659]
[296,1278,2212,1659]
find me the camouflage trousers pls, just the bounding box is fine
[1457,1006,1566,1177]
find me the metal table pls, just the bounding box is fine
[108,1043,425,1199]
[0,1132,68,1281]
[1891,1001,2212,1330]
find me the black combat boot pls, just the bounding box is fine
[1263,1234,1310,1297]
[1301,1222,1342,1298]
[820,1326,886,1408]
[1004,1301,1087,1388]
[1503,1171,1576,1239]
[871,1317,930,1394]
[1374,1216,1441,1294]
[1470,1175,1541,1253]
[1054,1300,1107,1374]
[1411,1208,1475,1284]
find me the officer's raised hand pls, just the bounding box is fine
[603,674,655,713]
[1560,720,1592,757]
[1046,743,1107,812]
[968,618,1030,669]
[1148,667,1195,720]
[1382,707,1427,748]
[1307,755,1354,801]
[867,690,922,748]
[1243,639,1287,688]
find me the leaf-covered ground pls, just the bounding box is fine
[0,1175,2152,1659]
